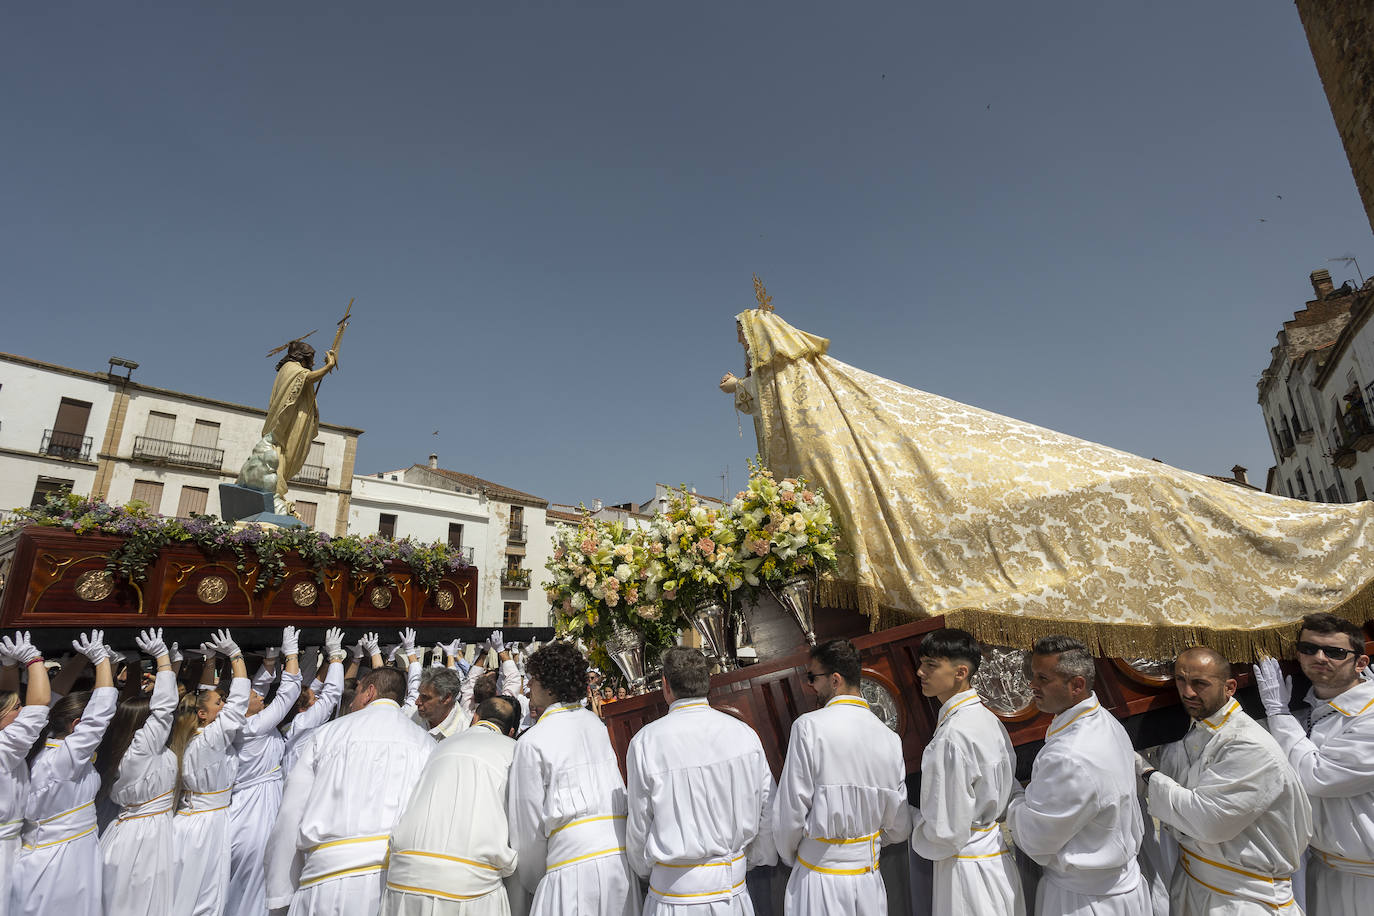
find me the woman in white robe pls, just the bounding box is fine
[10,631,116,916]
[97,628,178,916]
[226,626,302,916]
[282,633,345,776]
[171,629,249,916]
[0,631,51,907]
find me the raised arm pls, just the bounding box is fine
[0,632,50,763]
[200,630,250,750]
[244,627,303,737]
[53,630,117,771]
[126,629,178,765]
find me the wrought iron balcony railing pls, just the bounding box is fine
[507,524,527,544]
[291,463,329,487]
[448,545,475,565]
[40,429,93,461]
[132,435,225,472]
[501,568,531,588]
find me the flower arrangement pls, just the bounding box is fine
[3,493,470,595]
[646,486,750,617]
[726,459,839,588]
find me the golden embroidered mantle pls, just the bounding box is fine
[737,309,1374,659]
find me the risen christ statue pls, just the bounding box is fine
[237,340,338,514]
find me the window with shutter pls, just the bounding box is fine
[295,501,318,527]
[130,480,164,512]
[175,486,209,517]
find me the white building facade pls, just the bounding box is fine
[1259,270,1374,502]
[0,352,361,532]
[348,457,553,628]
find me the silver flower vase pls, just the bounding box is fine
[771,574,817,646]
[691,597,734,669]
[605,620,648,690]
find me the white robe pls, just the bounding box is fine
[1005,693,1152,916]
[101,669,178,916]
[379,721,519,916]
[265,697,435,916]
[1265,678,1374,913]
[173,676,251,916]
[227,670,302,916]
[772,694,910,916]
[507,700,640,916]
[0,704,47,908]
[1151,697,1313,915]
[626,696,776,916]
[10,685,117,916]
[910,689,1024,916]
[283,664,344,776]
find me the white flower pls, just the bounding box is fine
[615,563,633,581]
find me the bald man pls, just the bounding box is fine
[1138,647,1312,914]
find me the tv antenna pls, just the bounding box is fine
[1328,255,1365,286]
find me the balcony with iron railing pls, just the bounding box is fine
[291,463,329,487]
[501,567,531,589]
[40,429,93,461]
[131,435,225,472]
[507,524,527,544]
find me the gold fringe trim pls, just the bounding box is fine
[820,573,1374,663]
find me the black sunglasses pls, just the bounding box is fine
[804,670,833,683]
[1296,641,1358,661]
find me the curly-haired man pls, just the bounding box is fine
[507,641,638,915]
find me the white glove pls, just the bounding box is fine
[280,626,300,658]
[1253,658,1292,718]
[359,632,380,657]
[1133,752,1154,778]
[169,642,183,664]
[489,630,505,653]
[73,630,110,665]
[263,646,280,660]
[324,627,344,658]
[350,640,364,661]
[135,628,169,659]
[1,632,41,666]
[385,644,401,663]
[445,638,463,659]
[399,628,417,655]
[207,628,241,659]
[198,641,216,660]
[431,643,445,667]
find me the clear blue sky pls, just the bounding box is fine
[3,3,1370,506]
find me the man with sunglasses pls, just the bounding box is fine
[773,639,910,914]
[1255,612,1374,912]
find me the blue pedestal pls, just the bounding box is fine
[219,483,307,529]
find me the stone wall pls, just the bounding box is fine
[1296,0,1374,237]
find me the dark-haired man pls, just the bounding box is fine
[266,666,435,916]
[911,628,1024,915]
[380,696,523,915]
[1254,613,1374,910]
[507,641,639,915]
[773,638,909,914]
[626,647,776,913]
[1142,647,1311,914]
[1006,635,1151,915]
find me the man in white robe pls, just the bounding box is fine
[625,647,776,914]
[507,641,639,916]
[266,666,435,916]
[380,695,523,915]
[1141,646,1312,914]
[910,628,1024,916]
[1254,613,1374,913]
[1006,635,1152,915]
[412,666,468,741]
[773,638,910,915]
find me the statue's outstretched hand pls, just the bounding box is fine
[325,349,338,370]
[719,372,738,393]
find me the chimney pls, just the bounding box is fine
[1311,269,1335,299]
[592,499,603,512]
[1231,465,1248,486]
[428,454,438,469]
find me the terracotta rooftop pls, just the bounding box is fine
[418,465,546,506]
[546,509,585,524]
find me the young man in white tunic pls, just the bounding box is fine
[380,695,524,915]
[625,647,776,915]
[1006,635,1152,916]
[910,628,1024,916]
[266,664,436,916]
[507,640,640,916]
[1254,613,1374,913]
[1139,646,1312,915]
[772,638,910,915]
